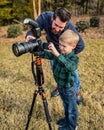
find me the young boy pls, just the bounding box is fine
[40,29,79,130]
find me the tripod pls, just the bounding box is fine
[25,54,52,130]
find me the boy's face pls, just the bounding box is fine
[51,17,67,34]
[59,40,74,55]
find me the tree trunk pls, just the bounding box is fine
[97,0,100,15]
[85,0,88,14]
[38,0,41,16]
[33,0,38,19]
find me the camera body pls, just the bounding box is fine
[12,18,43,57]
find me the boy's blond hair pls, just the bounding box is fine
[59,30,79,47]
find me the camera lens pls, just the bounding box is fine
[13,44,19,55]
[12,43,27,57]
[12,40,40,57]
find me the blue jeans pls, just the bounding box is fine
[74,70,80,93]
[50,60,80,93]
[58,86,78,130]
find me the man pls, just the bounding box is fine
[25,7,84,105]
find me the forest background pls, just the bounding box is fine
[0,0,104,130]
[0,0,104,25]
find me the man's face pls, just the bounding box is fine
[51,17,67,34]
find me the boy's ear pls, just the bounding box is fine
[72,45,76,49]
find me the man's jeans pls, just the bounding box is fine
[74,70,80,93]
[58,86,78,130]
[50,60,80,93]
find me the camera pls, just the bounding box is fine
[12,18,44,57]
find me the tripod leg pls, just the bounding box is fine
[25,90,38,130]
[42,93,52,130]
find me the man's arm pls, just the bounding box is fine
[74,33,85,54]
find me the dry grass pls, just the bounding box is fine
[0,16,104,130]
[78,39,104,130]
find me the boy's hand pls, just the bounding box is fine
[48,43,60,57]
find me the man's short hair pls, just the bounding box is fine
[53,7,71,22]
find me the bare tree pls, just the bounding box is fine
[32,0,41,19]
[38,0,41,16]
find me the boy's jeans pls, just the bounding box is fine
[50,60,80,93]
[58,86,78,130]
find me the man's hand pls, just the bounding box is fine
[48,42,60,57]
[26,35,36,42]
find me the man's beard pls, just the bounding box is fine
[51,28,61,34]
